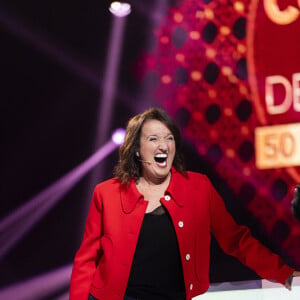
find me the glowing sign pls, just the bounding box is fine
[265,73,300,115]
[255,123,300,169]
[264,0,300,25]
[248,0,300,125]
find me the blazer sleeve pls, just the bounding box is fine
[70,186,103,300]
[207,177,294,285]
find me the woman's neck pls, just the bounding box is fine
[138,171,171,188]
[136,172,171,213]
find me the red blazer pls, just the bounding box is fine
[70,168,294,300]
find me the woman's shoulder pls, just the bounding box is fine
[178,169,210,182]
[172,169,211,187]
[94,177,121,191]
[186,170,208,179]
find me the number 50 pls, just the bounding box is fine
[263,132,295,159]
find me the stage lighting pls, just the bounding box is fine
[112,128,125,145]
[109,2,131,17]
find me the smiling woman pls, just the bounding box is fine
[138,119,175,183]
[70,108,299,300]
[115,108,186,184]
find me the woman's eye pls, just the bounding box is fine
[167,136,174,141]
[150,137,157,141]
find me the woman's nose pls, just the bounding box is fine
[158,139,168,150]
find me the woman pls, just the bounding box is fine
[70,108,299,300]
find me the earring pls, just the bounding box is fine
[136,152,140,157]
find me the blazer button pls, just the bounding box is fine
[185,254,191,261]
[164,195,171,201]
[189,283,193,290]
[178,221,184,228]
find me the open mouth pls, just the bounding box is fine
[154,153,168,165]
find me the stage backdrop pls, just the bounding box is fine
[135,0,300,273]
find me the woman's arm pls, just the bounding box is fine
[70,186,103,300]
[207,178,295,285]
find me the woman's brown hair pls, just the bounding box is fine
[114,107,186,183]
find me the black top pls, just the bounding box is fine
[125,206,186,300]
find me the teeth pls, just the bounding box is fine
[154,153,167,164]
